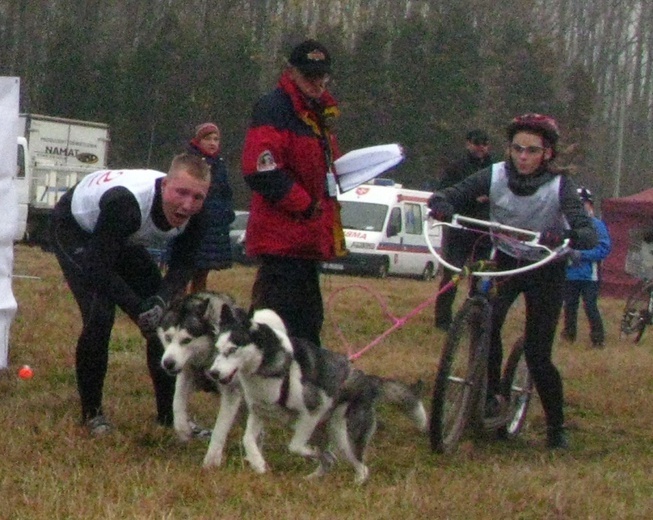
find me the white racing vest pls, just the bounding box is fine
[70,169,186,247]
[489,162,568,261]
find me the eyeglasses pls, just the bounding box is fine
[510,143,544,155]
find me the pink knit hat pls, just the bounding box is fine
[195,122,219,140]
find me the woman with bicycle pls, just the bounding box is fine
[428,114,597,449]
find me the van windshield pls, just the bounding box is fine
[340,201,388,231]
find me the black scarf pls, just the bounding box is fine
[506,159,557,196]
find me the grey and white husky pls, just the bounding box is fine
[208,305,427,483]
[157,292,250,467]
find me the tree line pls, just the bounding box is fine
[0,0,650,207]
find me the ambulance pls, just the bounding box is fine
[322,179,442,279]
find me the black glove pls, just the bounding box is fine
[137,295,166,335]
[538,227,566,248]
[427,195,454,222]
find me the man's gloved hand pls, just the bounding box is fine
[137,295,166,335]
[427,195,454,222]
[538,227,567,248]
[568,249,582,264]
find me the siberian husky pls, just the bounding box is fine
[208,305,427,483]
[157,292,251,467]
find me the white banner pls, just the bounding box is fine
[0,77,19,369]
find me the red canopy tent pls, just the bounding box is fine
[601,189,653,298]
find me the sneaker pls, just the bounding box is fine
[86,415,112,436]
[189,420,212,440]
[546,426,569,450]
[591,341,605,349]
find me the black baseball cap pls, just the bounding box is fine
[466,129,489,145]
[288,39,331,77]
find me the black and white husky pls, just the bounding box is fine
[208,305,427,483]
[157,292,252,467]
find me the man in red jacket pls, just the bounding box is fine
[241,39,345,347]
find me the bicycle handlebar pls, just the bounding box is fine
[424,214,570,278]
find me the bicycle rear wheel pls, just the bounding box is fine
[498,337,533,439]
[429,296,490,453]
[621,280,653,343]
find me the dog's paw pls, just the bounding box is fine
[289,443,319,459]
[246,456,267,474]
[175,425,193,442]
[354,465,369,485]
[202,452,222,468]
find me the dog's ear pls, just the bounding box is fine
[219,303,237,328]
[193,297,210,317]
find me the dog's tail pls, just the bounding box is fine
[375,376,428,432]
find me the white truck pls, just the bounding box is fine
[13,114,110,244]
[322,179,442,280]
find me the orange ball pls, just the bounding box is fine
[18,365,34,380]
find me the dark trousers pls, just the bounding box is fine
[563,280,605,344]
[488,253,566,430]
[250,255,323,347]
[51,216,175,425]
[435,228,491,328]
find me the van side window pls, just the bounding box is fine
[387,207,402,237]
[17,144,25,179]
[404,203,423,235]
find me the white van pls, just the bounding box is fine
[322,180,442,279]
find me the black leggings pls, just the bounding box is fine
[487,253,566,430]
[51,215,175,424]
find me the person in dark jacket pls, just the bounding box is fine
[562,186,612,348]
[241,39,345,347]
[50,154,210,436]
[187,122,235,292]
[428,114,598,449]
[434,129,494,330]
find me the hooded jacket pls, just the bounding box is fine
[241,70,342,260]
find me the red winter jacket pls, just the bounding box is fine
[241,71,341,260]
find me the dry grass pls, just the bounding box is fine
[4,243,653,519]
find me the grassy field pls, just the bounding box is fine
[3,243,653,519]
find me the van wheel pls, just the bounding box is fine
[377,259,389,279]
[422,262,435,281]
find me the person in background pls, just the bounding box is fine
[561,186,612,348]
[50,154,210,435]
[428,114,597,449]
[241,39,345,347]
[187,122,235,292]
[434,129,494,331]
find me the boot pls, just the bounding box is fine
[546,426,569,450]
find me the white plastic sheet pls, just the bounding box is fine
[0,77,19,369]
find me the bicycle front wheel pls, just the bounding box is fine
[430,296,490,453]
[621,280,652,343]
[499,337,533,439]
